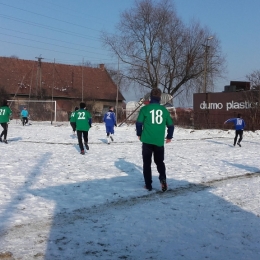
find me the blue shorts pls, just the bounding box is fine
[106,125,114,134]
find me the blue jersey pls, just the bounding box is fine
[21,109,28,117]
[103,110,116,127]
[225,118,245,130]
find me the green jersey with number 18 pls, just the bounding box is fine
[137,103,173,147]
[75,109,92,131]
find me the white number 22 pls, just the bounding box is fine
[78,112,86,120]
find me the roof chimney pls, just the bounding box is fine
[99,64,105,70]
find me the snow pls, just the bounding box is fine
[0,120,260,259]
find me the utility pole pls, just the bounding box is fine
[35,56,44,98]
[51,58,55,124]
[81,58,84,102]
[28,63,34,111]
[203,37,213,93]
[115,57,119,124]
[202,36,213,129]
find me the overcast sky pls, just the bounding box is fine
[0,0,259,101]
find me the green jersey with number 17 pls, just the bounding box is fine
[137,103,173,147]
[75,109,92,131]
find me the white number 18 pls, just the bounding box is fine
[150,109,163,124]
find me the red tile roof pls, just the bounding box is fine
[0,57,124,101]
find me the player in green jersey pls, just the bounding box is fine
[69,106,79,135]
[75,102,92,155]
[0,99,12,144]
[136,88,174,192]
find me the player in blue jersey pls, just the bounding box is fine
[224,114,245,147]
[21,107,29,126]
[103,106,116,144]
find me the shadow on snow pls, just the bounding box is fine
[1,157,260,259]
[31,159,260,259]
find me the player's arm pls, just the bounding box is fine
[112,112,117,126]
[224,118,234,124]
[136,114,144,140]
[166,125,174,139]
[136,108,145,139]
[88,112,92,127]
[88,118,92,127]
[136,121,143,139]
[166,114,174,143]
[243,120,245,129]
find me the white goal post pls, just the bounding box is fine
[8,100,57,122]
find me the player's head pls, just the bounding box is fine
[79,102,86,109]
[109,106,114,111]
[2,99,8,106]
[75,106,79,111]
[237,113,242,118]
[150,88,162,101]
[24,107,27,110]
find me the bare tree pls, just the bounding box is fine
[102,0,225,98]
[106,66,131,94]
[10,55,19,59]
[246,70,260,118]
[77,60,94,67]
[242,90,260,131]
[246,70,260,89]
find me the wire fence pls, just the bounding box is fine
[193,111,260,131]
[8,99,260,131]
[122,108,260,131]
[9,100,56,122]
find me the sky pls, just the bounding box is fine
[0,0,260,102]
[0,121,260,259]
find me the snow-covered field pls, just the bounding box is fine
[0,120,260,260]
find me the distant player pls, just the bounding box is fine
[224,114,245,147]
[136,88,174,192]
[75,103,92,155]
[0,99,12,144]
[21,107,29,126]
[103,106,116,144]
[69,106,79,135]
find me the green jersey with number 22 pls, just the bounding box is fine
[75,109,92,131]
[137,103,173,147]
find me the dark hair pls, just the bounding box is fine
[2,99,8,106]
[237,114,241,118]
[150,88,162,99]
[75,106,79,111]
[79,102,86,109]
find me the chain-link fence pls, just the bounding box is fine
[9,100,56,122]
